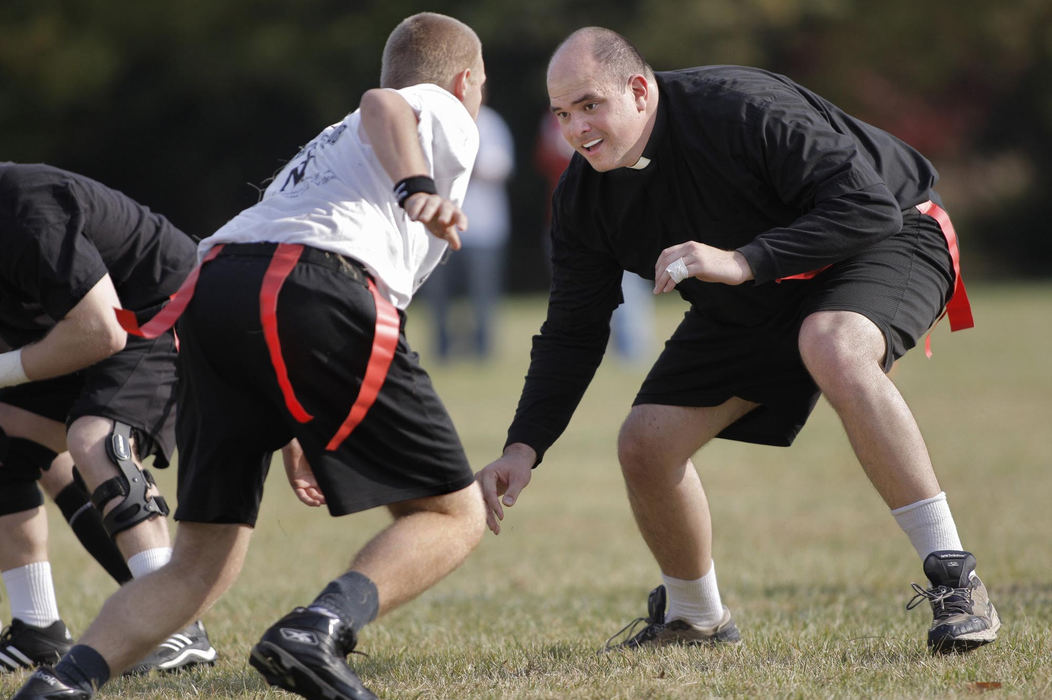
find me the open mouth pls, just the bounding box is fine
[582,138,603,153]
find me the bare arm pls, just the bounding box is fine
[359,88,466,250]
[19,274,127,381]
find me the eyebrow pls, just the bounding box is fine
[550,92,602,113]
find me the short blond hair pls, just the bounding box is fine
[380,12,482,90]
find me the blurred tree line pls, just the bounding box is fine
[2,0,1050,288]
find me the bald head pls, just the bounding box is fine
[548,27,653,89]
[381,12,482,90]
[547,26,658,172]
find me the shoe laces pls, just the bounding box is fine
[601,615,662,653]
[906,582,974,617]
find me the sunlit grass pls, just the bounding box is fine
[2,283,1049,698]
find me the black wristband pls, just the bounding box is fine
[393,176,438,208]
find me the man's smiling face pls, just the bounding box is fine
[547,43,651,173]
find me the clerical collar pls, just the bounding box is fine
[627,156,651,170]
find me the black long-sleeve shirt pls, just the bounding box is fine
[506,66,940,463]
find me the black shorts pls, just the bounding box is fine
[0,331,179,476]
[634,208,955,446]
[173,243,474,526]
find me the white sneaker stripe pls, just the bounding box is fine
[0,648,30,669]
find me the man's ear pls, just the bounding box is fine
[628,74,649,111]
[452,68,472,101]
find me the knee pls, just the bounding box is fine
[799,312,884,398]
[391,483,487,550]
[617,413,659,483]
[65,419,109,479]
[457,483,487,550]
[167,541,243,606]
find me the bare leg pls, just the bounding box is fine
[77,522,250,674]
[0,508,48,572]
[349,482,485,616]
[617,399,757,579]
[66,416,171,559]
[799,311,941,509]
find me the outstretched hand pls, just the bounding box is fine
[282,439,326,507]
[403,192,466,251]
[475,443,536,534]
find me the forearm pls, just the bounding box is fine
[738,185,902,283]
[505,324,608,464]
[18,276,127,383]
[19,317,125,382]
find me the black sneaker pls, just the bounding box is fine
[124,621,216,675]
[249,607,378,700]
[0,619,73,673]
[906,550,1001,654]
[10,667,92,699]
[602,585,741,652]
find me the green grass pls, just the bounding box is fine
[3,283,1051,698]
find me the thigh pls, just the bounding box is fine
[0,399,68,453]
[802,209,953,370]
[70,331,180,466]
[387,480,483,519]
[273,261,475,516]
[620,399,759,465]
[635,309,820,447]
[173,252,293,526]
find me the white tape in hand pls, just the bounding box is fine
[666,257,689,285]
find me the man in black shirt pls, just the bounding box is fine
[0,163,215,672]
[476,27,998,654]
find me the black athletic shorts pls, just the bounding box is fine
[173,243,474,526]
[0,330,179,483]
[634,207,955,447]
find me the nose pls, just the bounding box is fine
[562,114,590,145]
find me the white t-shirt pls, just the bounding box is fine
[200,83,478,309]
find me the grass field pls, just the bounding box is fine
[3,282,1051,699]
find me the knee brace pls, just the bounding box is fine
[0,427,49,515]
[80,421,170,536]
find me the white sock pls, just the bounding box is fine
[891,491,964,560]
[663,564,725,628]
[2,561,60,627]
[127,547,172,578]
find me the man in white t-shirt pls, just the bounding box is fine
[15,12,487,700]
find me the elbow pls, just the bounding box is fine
[359,89,398,127]
[359,89,385,116]
[109,329,128,355]
[880,202,903,236]
[100,324,128,358]
[863,186,903,236]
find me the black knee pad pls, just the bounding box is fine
[0,477,44,515]
[86,421,170,536]
[0,427,52,515]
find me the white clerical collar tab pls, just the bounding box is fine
[628,156,651,170]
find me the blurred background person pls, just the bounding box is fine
[425,101,515,361]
